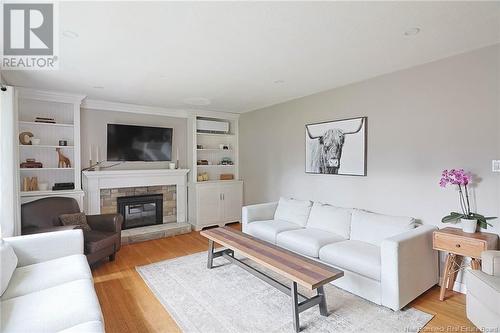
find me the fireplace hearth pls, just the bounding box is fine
[117,194,163,230]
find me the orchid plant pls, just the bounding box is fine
[439,169,495,229]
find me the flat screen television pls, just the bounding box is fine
[107,124,173,161]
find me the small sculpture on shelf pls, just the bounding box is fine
[19,131,33,145]
[219,157,234,165]
[56,148,71,168]
[197,172,209,182]
[22,176,38,191]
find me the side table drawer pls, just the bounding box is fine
[433,232,486,258]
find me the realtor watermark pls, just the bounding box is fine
[1,1,59,70]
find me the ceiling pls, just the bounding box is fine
[2,1,500,113]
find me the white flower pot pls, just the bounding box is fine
[461,219,477,233]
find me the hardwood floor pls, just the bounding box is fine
[92,224,476,332]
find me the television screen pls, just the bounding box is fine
[107,124,173,161]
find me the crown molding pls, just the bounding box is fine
[82,98,240,120]
[16,87,86,104]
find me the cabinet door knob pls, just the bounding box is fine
[455,244,461,248]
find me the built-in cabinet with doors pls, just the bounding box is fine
[187,115,243,230]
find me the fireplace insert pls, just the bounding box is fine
[117,194,163,229]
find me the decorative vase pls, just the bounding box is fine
[461,218,477,233]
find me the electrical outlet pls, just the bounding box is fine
[492,160,500,172]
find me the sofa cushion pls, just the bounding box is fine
[1,254,91,300]
[350,209,415,246]
[306,202,352,239]
[245,219,303,244]
[1,279,103,333]
[319,240,381,281]
[84,230,119,253]
[274,197,312,227]
[0,240,18,296]
[276,228,345,258]
[466,269,500,314]
[59,213,92,232]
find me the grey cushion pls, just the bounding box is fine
[276,228,345,258]
[245,219,303,244]
[319,240,381,281]
[59,213,91,232]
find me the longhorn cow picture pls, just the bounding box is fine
[305,117,367,176]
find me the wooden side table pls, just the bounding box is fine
[433,227,498,301]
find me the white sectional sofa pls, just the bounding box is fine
[1,230,105,333]
[242,198,439,310]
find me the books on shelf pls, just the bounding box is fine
[34,117,56,124]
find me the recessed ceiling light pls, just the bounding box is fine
[183,97,211,106]
[274,80,285,84]
[92,86,104,89]
[404,27,420,36]
[62,30,79,39]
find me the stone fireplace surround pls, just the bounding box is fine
[101,185,176,223]
[82,169,191,243]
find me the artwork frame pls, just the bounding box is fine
[305,116,367,176]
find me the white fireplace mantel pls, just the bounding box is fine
[82,169,190,223]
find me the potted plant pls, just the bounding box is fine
[439,169,495,233]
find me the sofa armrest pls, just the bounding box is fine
[481,250,500,277]
[380,224,439,310]
[242,202,278,226]
[4,230,84,267]
[22,225,79,235]
[86,214,123,233]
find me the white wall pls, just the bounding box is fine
[80,108,188,170]
[241,44,500,233]
[240,44,500,290]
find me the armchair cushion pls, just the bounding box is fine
[60,212,91,231]
[466,269,500,315]
[0,240,18,296]
[83,230,119,253]
[481,250,500,277]
[86,214,123,233]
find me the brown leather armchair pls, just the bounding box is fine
[21,197,123,265]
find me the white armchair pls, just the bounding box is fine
[466,250,500,330]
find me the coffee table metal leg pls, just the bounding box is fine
[317,286,328,316]
[291,281,300,333]
[207,240,214,269]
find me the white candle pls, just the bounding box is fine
[176,147,179,161]
[89,145,92,163]
[96,145,100,163]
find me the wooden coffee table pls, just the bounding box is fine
[200,227,344,332]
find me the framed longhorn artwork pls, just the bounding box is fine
[305,116,367,176]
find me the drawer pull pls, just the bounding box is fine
[455,244,461,248]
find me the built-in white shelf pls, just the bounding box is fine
[19,145,75,149]
[196,132,234,137]
[19,121,74,128]
[20,168,75,171]
[197,165,235,168]
[197,149,233,151]
[20,189,80,197]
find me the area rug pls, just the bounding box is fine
[136,252,433,333]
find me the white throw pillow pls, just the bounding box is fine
[350,209,416,246]
[274,197,313,226]
[306,202,352,239]
[1,240,18,296]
